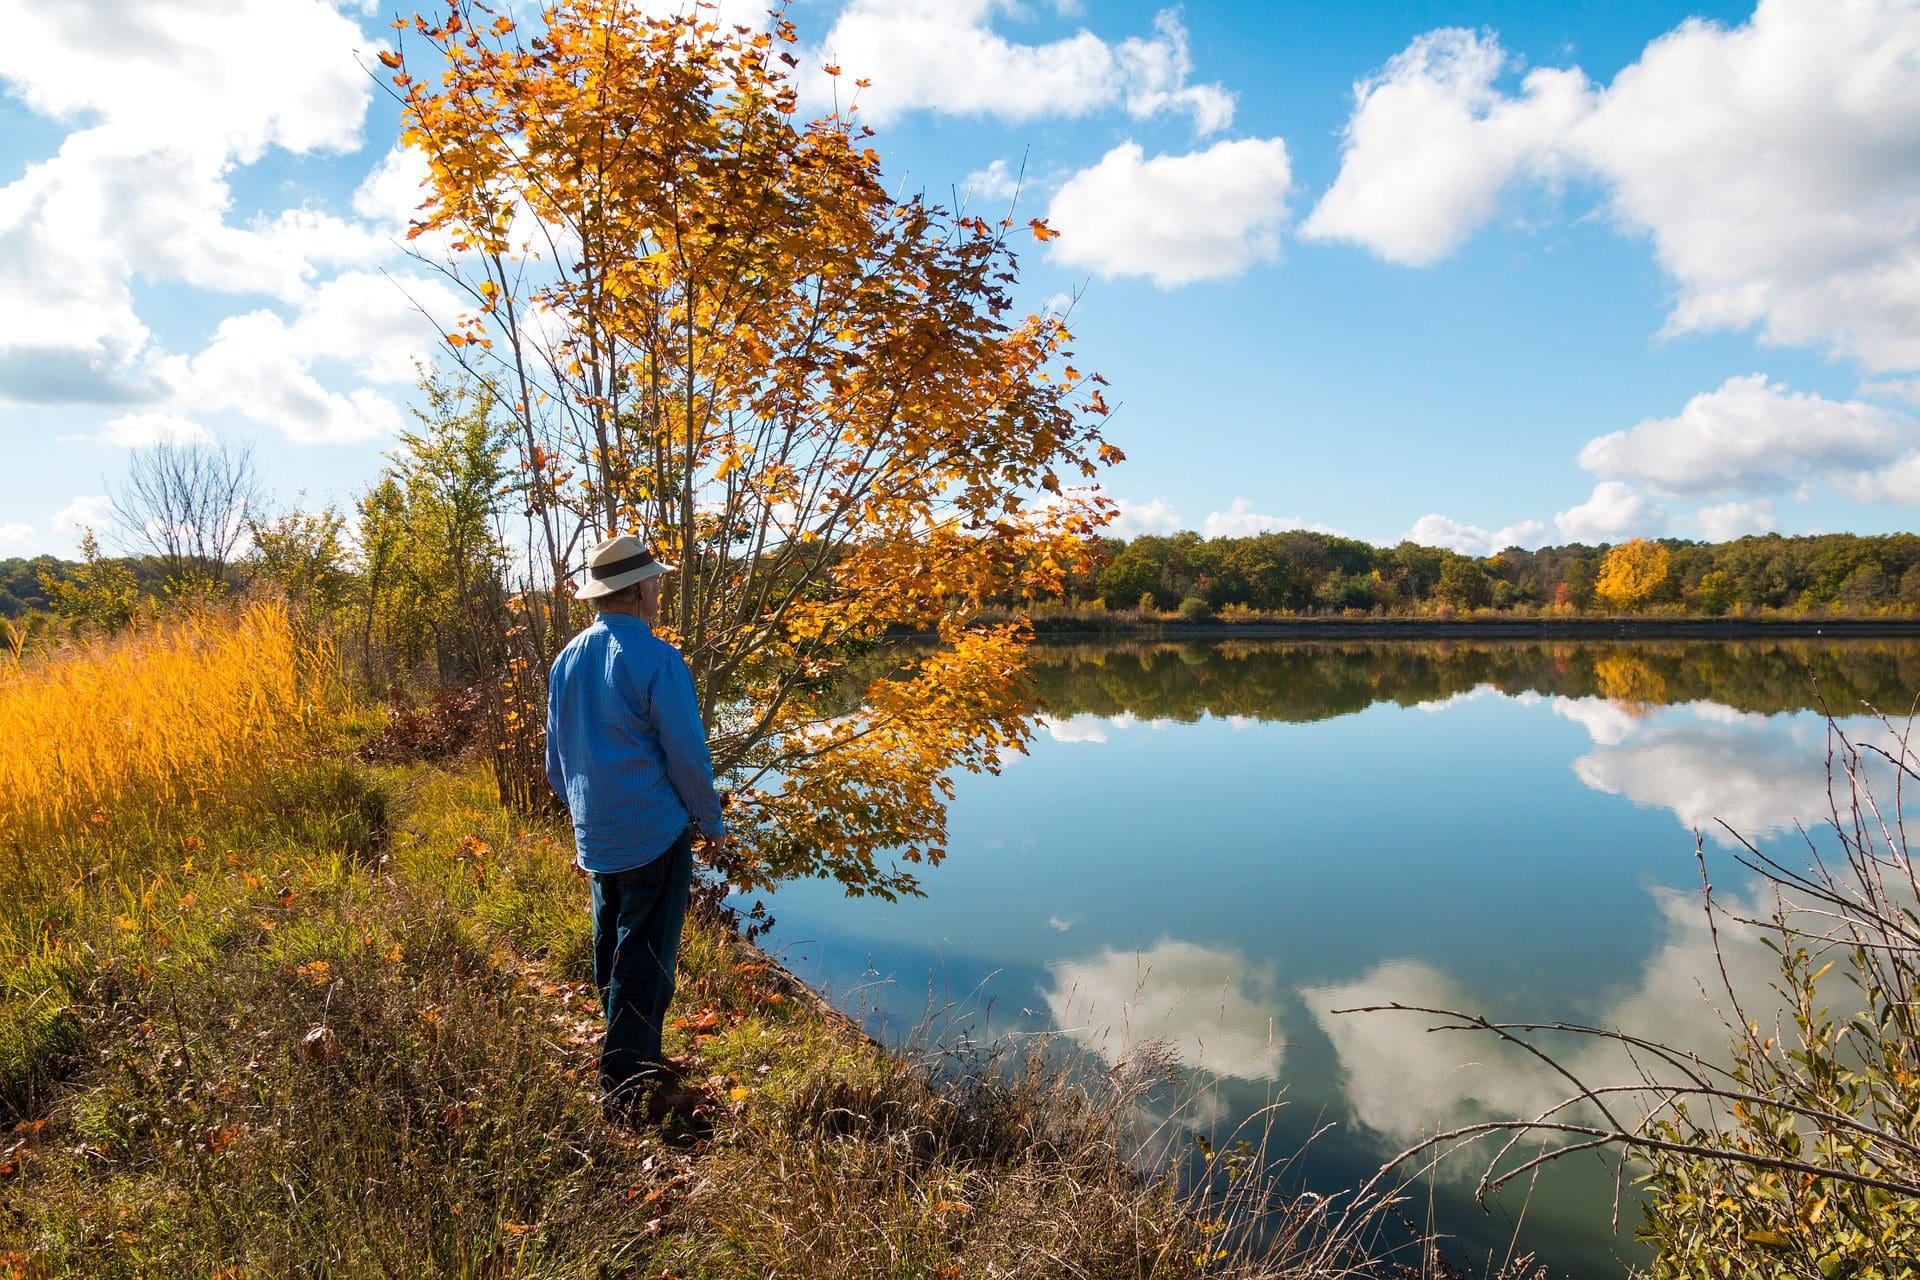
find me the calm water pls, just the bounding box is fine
[750,639,1920,1276]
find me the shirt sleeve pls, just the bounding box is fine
[544,660,568,806]
[653,649,726,840]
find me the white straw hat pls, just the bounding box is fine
[575,534,674,599]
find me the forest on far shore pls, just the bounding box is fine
[1034,528,1920,619]
[9,527,1920,633]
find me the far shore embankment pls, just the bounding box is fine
[932,615,1920,643]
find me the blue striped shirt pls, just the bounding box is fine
[544,612,726,874]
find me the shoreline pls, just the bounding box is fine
[1006,616,1920,642]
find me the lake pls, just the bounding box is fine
[749,638,1920,1276]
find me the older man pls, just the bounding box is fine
[545,534,726,1121]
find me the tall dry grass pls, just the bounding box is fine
[0,601,330,842]
[1,601,344,1122]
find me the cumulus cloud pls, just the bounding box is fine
[0,0,374,161]
[1035,712,1141,744]
[1553,480,1667,543]
[1302,960,1563,1150]
[1044,938,1285,1081]
[0,0,392,408]
[1572,721,1837,844]
[1107,496,1184,538]
[98,412,211,447]
[964,158,1025,203]
[1862,377,1920,409]
[1306,2,1920,373]
[1046,138,1292,287]
[0,521,36,554]
[51,494,114,543]
[1300,28,1591,265]
[151,311,405,446]
[1835,450,1920,506]
[1694,498,1779,541]
[289,270,468,385]
[1578,374,1916,497]
[1201,497,1342,538]
[1549,695,1642,746]
[1303,886,1794,1155]
[1401,513,1548,555]
[810,2,1232,133]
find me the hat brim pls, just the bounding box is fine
[575,559,674,600]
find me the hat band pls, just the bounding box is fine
[589,549,656,581]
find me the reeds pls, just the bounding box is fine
[0,601,329,842]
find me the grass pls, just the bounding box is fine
[1,606,1435,1280]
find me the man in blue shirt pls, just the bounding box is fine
[546,534,727,1121]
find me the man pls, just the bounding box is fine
[545,534,727,1122]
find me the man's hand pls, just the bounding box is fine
[698,831,727,862]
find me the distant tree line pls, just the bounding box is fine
[1026,529,1920,618]
[18,524,1920,650]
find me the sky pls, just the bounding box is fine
[3,0,1919,559]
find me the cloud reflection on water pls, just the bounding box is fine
[1301,882,1786,1164]
[1042,938,1285,1082]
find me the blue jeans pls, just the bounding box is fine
[589,827,694,1103]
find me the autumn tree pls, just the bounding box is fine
[386,1,1118,896]
[38,531,140,634]
[1594,538,1670,612]
[246,506,355,622]
[1435,557,1491,610]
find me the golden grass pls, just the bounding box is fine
[0,602,330,841]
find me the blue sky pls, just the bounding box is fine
[2,0,1917,559]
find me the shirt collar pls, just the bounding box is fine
[594,611,653,634]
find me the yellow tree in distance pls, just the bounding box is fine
[1594,538,1671,612]
[384,1,1121,897]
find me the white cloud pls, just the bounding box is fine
[0,0,375,161]
[964,158,1025,203]
[1578,374,1915,497]
[1045,138,1292,287]
[1303,959,1562,1151]
[1306,2,1920,373]
[1694,498,1778,541]
[1553,480,1667,543]
[1582,0,1920,371]
[1303,887,1791,1157]
[1201,498,1343,538]
[1572,720,1839,844]
[289,270,468,385]
[1035,712,1130,744]
[1401,513,1548,555]
[98,412,211,447]
[1300,28,1591,265]
[0,521,37,554]
[1111,10,1236,135]
[1835,450,1920,506]
[1044,938,1284,1081]
[811,2,1232,133]
[1861,377,1920,409]
[1413,684,1496,714]
[1549,695,1643,746]
[1107,496,1183,538]
[51,494,114,543]
[0,0,394,408]
[154,311,405,446]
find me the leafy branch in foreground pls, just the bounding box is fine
[1337,711,1920,1278]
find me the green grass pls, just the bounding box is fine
[2,742,1419,1280]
